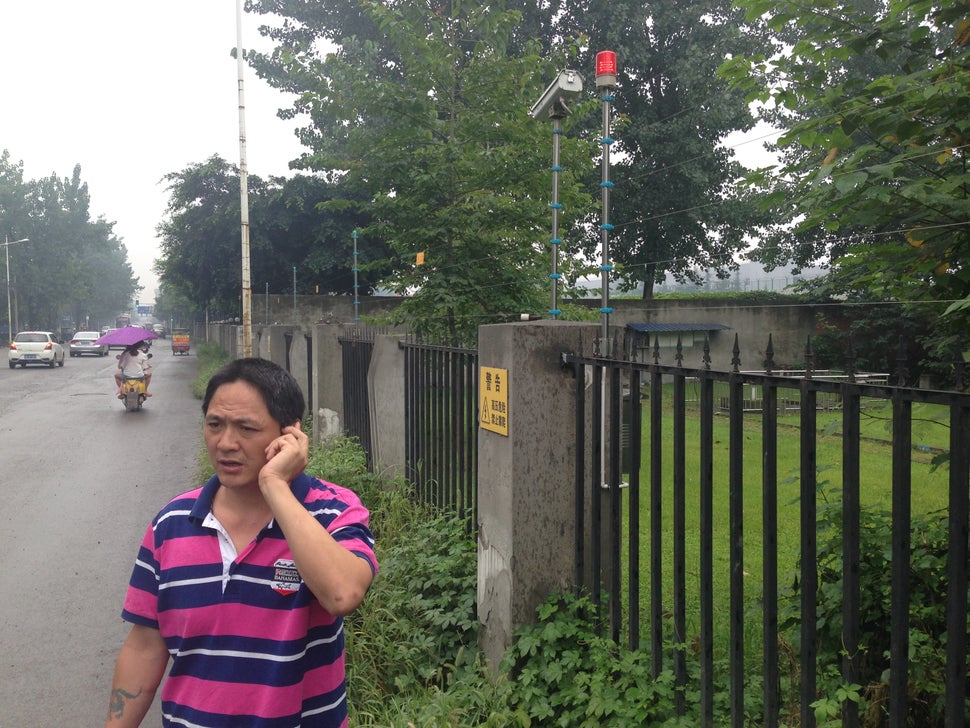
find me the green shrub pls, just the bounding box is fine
[501,593,707,727]
[309,436,482,724]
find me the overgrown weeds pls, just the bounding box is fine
[190,341,231,400]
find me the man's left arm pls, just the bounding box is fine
[259,424,374,616]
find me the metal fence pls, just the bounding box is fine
[401,338,479,527]
[563,334,970,728]
[339,328,377,469]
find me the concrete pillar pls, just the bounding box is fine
[258,325,289,369]
[477,320,598,669]
[288,330,309,401]
[367,334,407,479]
[310,323,346,446]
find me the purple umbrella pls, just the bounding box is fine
[95,326,158,347]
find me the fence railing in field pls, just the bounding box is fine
[563,333,970,728]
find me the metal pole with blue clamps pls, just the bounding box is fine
[530,69,583,319]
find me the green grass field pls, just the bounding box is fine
[625,397,953,654]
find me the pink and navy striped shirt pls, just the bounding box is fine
[122,473,377,727]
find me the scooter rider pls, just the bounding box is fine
[115,342,152,396]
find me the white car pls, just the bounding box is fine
[69,330,108,357]
[8,331,66,368]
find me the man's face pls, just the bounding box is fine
[204,380,281,490]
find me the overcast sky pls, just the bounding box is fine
[0,1,304,302]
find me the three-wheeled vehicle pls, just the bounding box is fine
[171,330,190,355]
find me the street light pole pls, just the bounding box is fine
[3,236,29,343]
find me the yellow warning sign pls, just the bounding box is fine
[480,366,509,436]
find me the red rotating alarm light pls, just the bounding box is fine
[595,50,617,89]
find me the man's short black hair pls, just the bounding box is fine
[202,357,305,426]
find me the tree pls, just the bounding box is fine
[551,0,773,298]
[1,153,137,332]
[247,0,595,343]
[721,1,970,318]
[155,155,387,317]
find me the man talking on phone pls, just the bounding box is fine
[105,358,377,727]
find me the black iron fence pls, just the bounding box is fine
[339,328,377,468]
[401,338,479,527]
[563,334,970,728]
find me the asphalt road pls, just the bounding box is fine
[0,342,202,726]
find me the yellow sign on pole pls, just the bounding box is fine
[480,366,509,436]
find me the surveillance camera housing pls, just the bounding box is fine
[529,69,584,121]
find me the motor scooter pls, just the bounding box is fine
[117,350,153,412]
[119,374,148,411]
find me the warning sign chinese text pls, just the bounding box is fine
[480,366,509,436]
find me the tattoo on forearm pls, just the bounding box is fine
[107,687,143,720]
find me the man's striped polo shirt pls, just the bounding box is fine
[122,472,378,727]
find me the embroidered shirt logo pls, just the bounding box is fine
[272,559,302,595]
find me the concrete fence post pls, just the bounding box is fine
[477,320,599,670]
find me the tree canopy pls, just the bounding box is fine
[553,0,773,297]
[241,0,777,327]
[154,155,390,318]
[0,150,137,335]
[248,0,596,342]
[721,0,969,358]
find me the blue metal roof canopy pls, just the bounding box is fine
[627,322,730,333]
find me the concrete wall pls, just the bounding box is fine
[587,298,818,370]
[249,294,818,370]
[253,294,403,330]
[194,296,820,483]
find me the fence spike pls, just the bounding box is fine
[627,330,639,363]
[846,338,857,383]
[804,336,814,380]
[955,343,967,392]
[764,334,775,375]
[654,335,662,365]
[703,335,712,370]
[731,334,741,373]
[675,335,683,368]
[896,335,909,386]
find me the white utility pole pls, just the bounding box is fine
[236,0,253,357]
